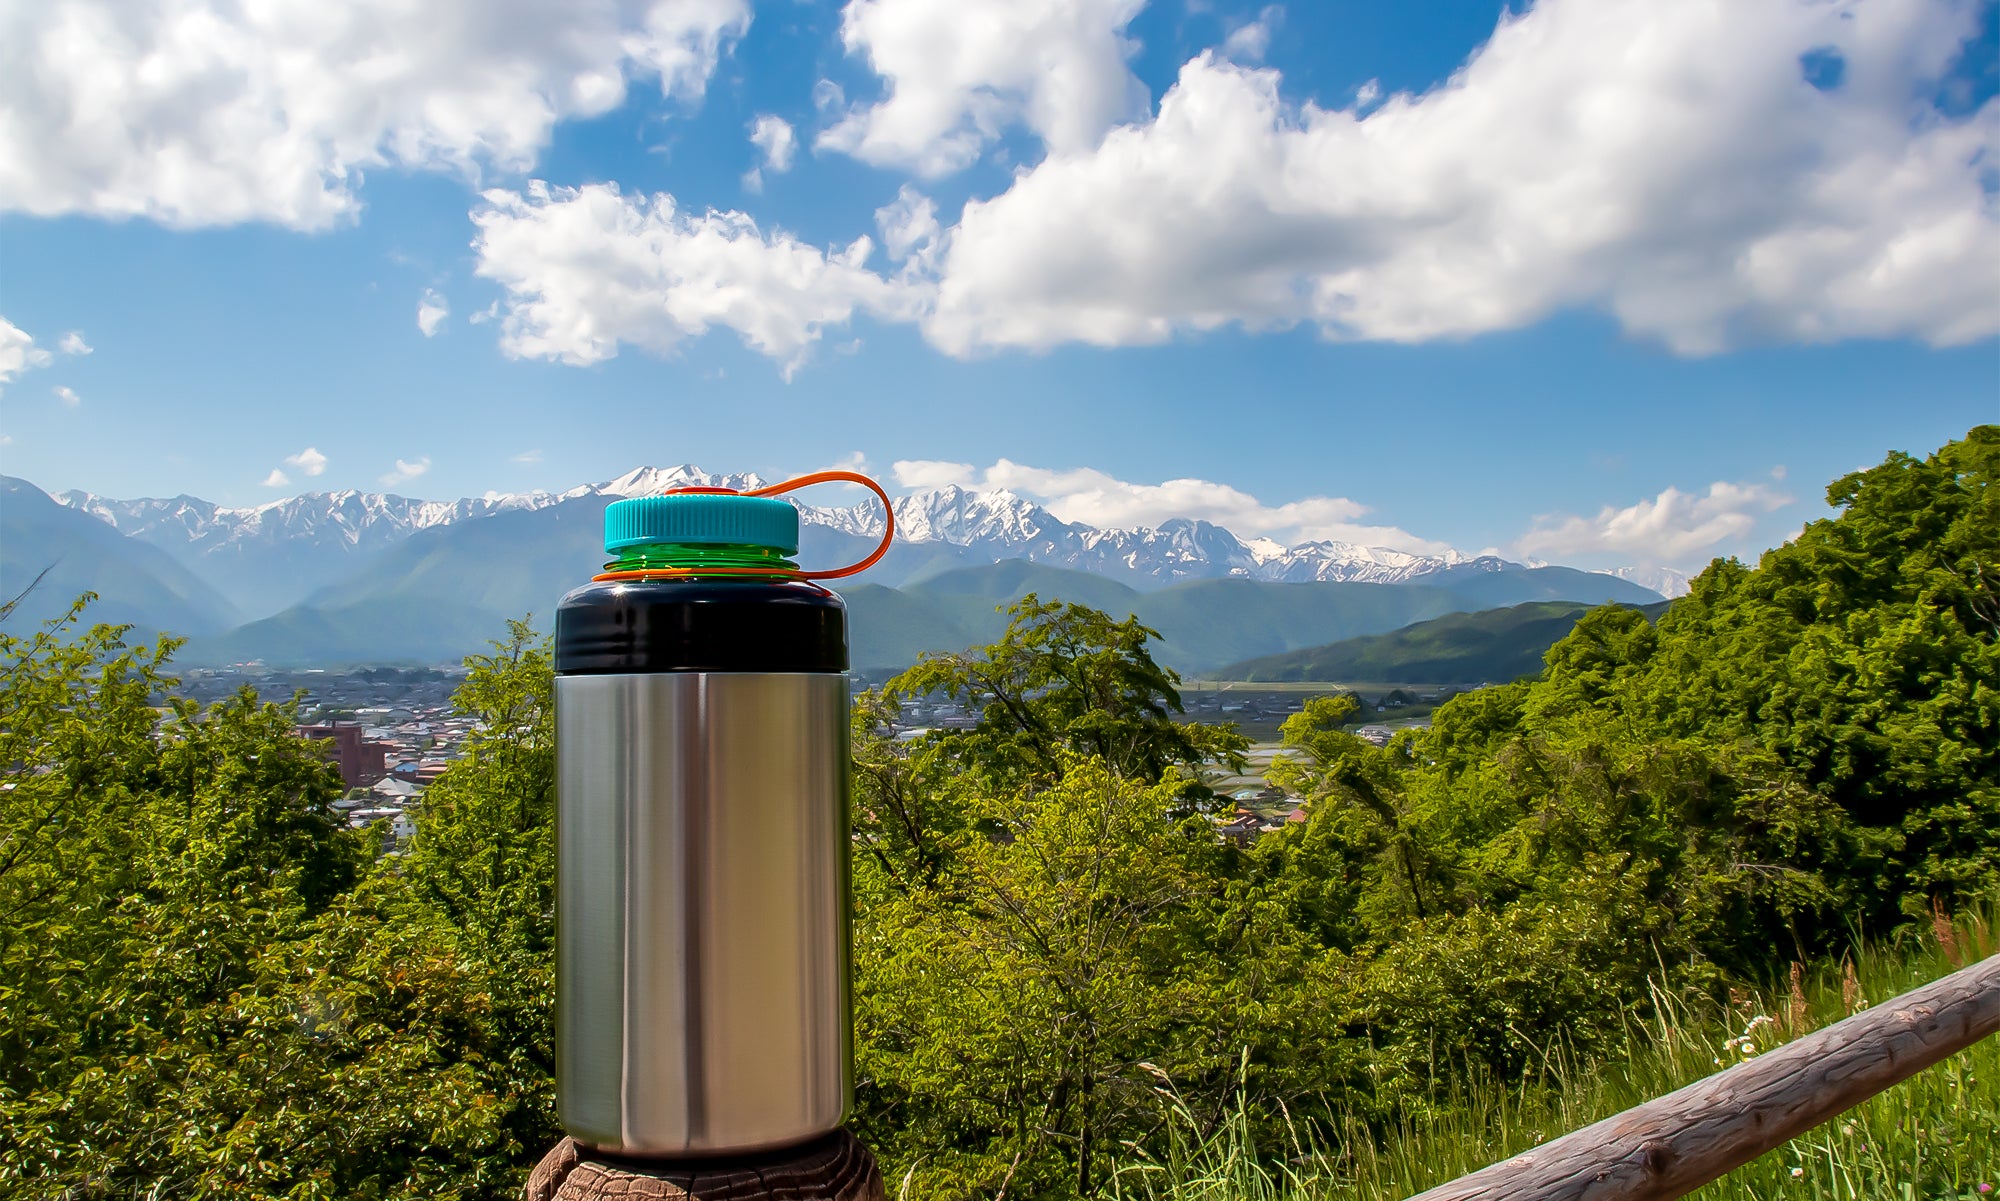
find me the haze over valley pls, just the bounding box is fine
[5,465,1668,673]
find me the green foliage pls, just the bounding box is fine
[883,596,1248,791]
[1112,906,2000,1201]
[1512,427,2000,934]
[5,428,1994,1201]
[0,602,556,1198]
[854,760,1299,1199]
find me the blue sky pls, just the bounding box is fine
[1,0,1995,572]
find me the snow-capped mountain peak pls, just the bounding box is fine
[883,485,1063,546]
[45,464,1665,620]
[594,464,768,499]
[1603,565,1692,598]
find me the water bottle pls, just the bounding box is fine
[553,475,891,1156]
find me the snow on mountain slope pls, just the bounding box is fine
[1603,565,1693,598]
[50,465,1558,604]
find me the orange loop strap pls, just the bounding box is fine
[744,470,896,579]
[591,469,895,583]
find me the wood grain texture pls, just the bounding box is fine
[1406,952,2000,1201]
[526,1129,885,1201]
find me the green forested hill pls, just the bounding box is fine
[1219,599,1674,683]
[180,552,1665,672]
[0,476,242,636]
[856,565,1663,672]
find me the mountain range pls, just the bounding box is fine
[4,467,1676,673]
[49,464,1527,611]
[1217,599,1676,685]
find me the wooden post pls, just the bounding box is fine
[1405,952,2000,1201]
[527,1129,884,1201]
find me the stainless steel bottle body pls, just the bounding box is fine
[555,670,851,1155]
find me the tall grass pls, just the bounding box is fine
[1112,909,2000,1201]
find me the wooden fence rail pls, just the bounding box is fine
[1405,952,2000,1201]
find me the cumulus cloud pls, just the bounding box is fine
[875,185,942,268]
[380,456,432,487]
[57,331,91,355]
[743,114,797,191]
[891,457,1453,550]
[0,317,54,392]
[890,459,977,489]
[1516,481,1795,565]
[471,180,918,377]
[817,449,870,473]
[923,0,2000,356]
[1221,6,1283,63]
[0,0,750,230]
[818,0,1149,176]
[53,385,81,407]
[418,290,449,337]
[261,468,291,488]
[285,446,329,477]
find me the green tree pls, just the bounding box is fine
[848,599,1317,1198]
[1,603,560,1198]
[886,595,1247,792]
[1268,695,1443,934]
[0,597,379,1194]
[853,759,1310,1200]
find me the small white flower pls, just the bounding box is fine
[1791,1167,1804,1178]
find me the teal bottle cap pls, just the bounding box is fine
[604,493,800,555]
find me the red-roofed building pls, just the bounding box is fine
[297,722,389,788]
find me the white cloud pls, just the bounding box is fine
[418,290,449,337]
[261,468,291,488]
[0,317,54,392]
[1516,481,1794,565]
[53,384,80,407]
[892,457,1452,550]
[1221,6,1282,63]
[471,181,919,377]
[818,0,1149,176]
[922,0,2000,356]
[818,450,870,474]
[889,459,977,489]
[874,185,942,267]
[380,456,432,487]
[512,448,544,465]
[285,446,329,477]
[0,0,751,230]
[742,114,797,191]
[57,330,91,355]
[750,114,797,171]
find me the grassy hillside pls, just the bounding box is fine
[1219,599,1674,684]
[1120,909,1999,1200]
[0,476,242,637]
